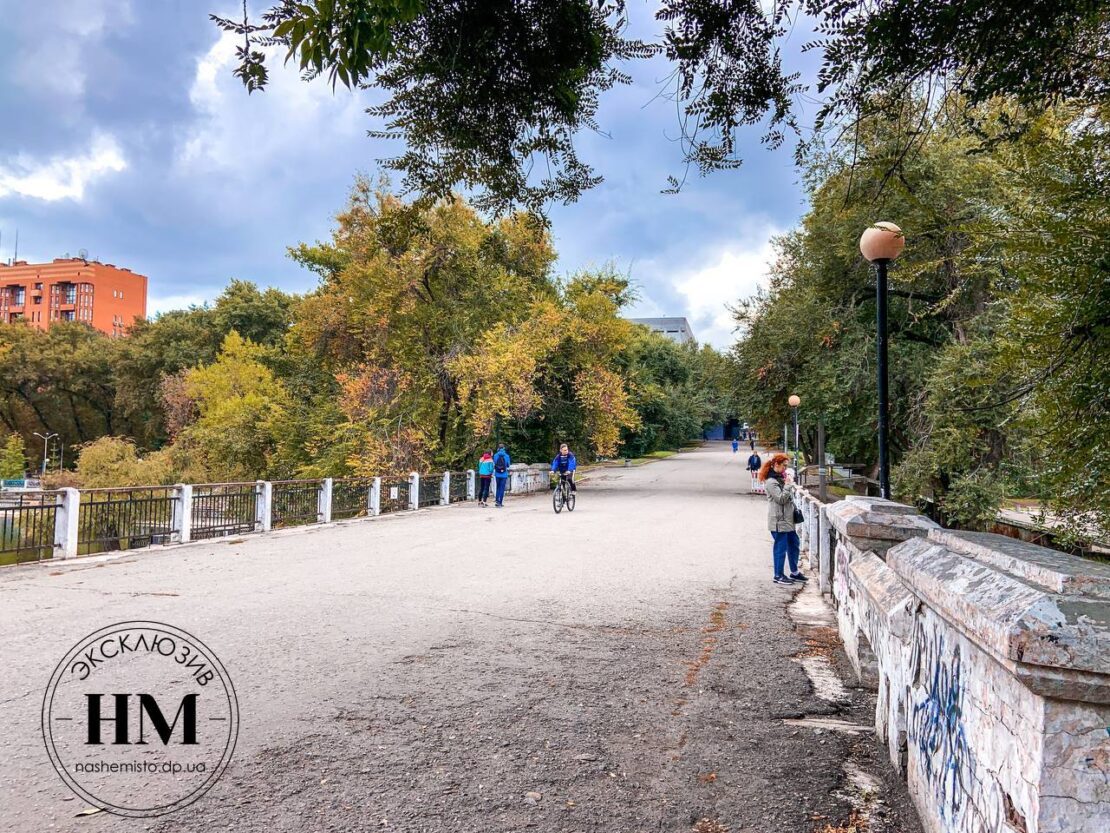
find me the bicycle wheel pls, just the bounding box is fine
[553,484,564,513]
[566,488,576,512]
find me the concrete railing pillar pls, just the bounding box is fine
[176,484,193,544]
[319,477,333,523]
[409,472,419,510]
[53,487,80,559]
[440,472,450,506]
[256,481,273,532]
[466,469,475,500]
[806,501,821,570]
[818,505,832,595]
[369,477,381,516]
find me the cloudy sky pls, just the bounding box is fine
[0,1,821,348]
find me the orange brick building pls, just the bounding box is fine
[0,258,148,337]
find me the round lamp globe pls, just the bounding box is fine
[859,222,905,262]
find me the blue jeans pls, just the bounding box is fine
[494,477,507,505]
[771,531,800,578]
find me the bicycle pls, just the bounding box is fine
[552,472,576,513]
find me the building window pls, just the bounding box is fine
[13,289,25,305]
[34,282,42,290]
[32,295,41,304]
[62,311,75,322]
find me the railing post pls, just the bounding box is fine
[370,477,381,516]
[53,487,80,559]
[409,472,419,510]
[257,480,273,533]
[319,477,333,523]
[466,469,475,500]
[177,484,193,544]
[440,471,450,506]
[818,505,833,595]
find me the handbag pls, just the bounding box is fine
[792,506,804,524]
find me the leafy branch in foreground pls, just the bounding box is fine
[212,1,1110,211]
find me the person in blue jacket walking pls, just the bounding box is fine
[476,450,495,506]
[550,443,577,491]
[492,443,511,507]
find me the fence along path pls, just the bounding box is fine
[0,464,557,565]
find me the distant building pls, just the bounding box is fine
[627,316,696,345]
[0,258,148,337]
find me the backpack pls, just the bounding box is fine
[494,454,507,474]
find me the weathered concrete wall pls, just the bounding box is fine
[508,463,551,495]
[792,490,1110,833]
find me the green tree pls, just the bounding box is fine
[214,1,1109,210]
[0,434,26,479]
[171,332,296,481]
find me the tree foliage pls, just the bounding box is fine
[730,97,1110,540]
[0,434,26,479]
[213,1,1110,210]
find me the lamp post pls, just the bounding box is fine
[33,431,58,476]
[788,394,801,479]
[859,222,905,499]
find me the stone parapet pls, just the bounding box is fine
[824,495,939,557]
[791,487,1109,833]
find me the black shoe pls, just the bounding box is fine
[773,575,794,585]
[789,572,808,582]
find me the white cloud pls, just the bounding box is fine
[0,134,127,201]
[177,30,370,176]
[672,228,780,348]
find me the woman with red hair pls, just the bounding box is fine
[759,454,805,585]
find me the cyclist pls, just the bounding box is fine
[550,443,577,491]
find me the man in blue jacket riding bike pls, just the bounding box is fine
[551,443,577,491]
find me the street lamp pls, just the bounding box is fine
[859,222,905,499]
[33,432,58,476]
[788,394,801,479]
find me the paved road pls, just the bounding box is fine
[0,444,919,832]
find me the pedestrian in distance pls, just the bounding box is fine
[731,437,739,453]
[759,453,807,586]
[492,443,511,507]
[746,449,762,492]
[477,450,494,506]
[749,436,756,451]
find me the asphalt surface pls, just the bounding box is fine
[0,443,922,832]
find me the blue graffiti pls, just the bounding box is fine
[910,627,972,821]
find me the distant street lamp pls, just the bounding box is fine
[33,431,58,476]
[859,222,905,499]
[788,395,801,479]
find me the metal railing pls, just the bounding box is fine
[379,478,410,514]
[0,491,61,564]
[191,483,259,540]
[332,478,373,520]
[77,487,178,555]
[448,471,469,503]
[1,467,569,568]
[418,474,441,508]
[271,480,322,529]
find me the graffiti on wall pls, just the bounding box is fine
[910,622,972,823]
